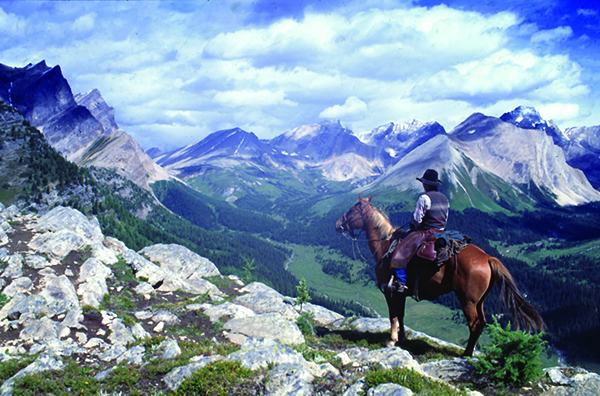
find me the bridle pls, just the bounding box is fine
[338,202,394,264]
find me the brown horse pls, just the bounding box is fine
[335,194,545,356]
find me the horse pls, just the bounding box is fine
[335,194,545,356]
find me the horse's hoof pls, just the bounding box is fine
[387,340,397,347]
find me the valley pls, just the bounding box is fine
[1,60,600,376]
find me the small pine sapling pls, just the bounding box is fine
[295,277,312,313]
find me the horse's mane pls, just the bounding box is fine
[372,208,396,238]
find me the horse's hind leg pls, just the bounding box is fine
[461,299,486,356]
[385,292,407,346]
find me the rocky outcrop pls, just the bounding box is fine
[0,203,598,396]
[0,62,170,192]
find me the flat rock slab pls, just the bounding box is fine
[139,243,220,278]
[228,337,307,371]
[223,313,304,346]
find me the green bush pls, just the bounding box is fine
[11,358,99,396]
[295,311,315,336]
[173,360,261,396]
[0,293,10,310]
[361,365,465,395]
[471,318,546,387]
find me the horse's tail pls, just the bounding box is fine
[489,257,546,332]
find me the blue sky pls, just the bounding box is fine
[0,0,598,151]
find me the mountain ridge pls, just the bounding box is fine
[0,61,170,192]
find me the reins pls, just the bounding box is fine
[340,203,397,265]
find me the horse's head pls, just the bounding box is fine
[335,194,374,237]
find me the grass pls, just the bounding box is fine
[172,360,263,396]
[361,365,467,396]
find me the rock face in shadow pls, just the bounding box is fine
[0,61,170,191]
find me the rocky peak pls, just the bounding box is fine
[358,120,446,160]
[74,89,119,134]
[500,105,568,144]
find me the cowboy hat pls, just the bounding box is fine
[417,169,443,186]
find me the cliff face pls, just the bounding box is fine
[1,203,599,395]
[0,62,169,192]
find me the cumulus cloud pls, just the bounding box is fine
[213,89,297,107]
[531,26,573,44]
[319,96,367,120]
[0,0,597,148]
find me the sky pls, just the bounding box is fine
[0,0,599,151]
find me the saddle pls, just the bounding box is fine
[386,230,471,300]
[390,229,471,268]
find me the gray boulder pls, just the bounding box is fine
[228,337,306,370]
[34,206,103,243]
[77,257,113,308]
[139,243,220,278]
[39,275,79,315]
[234,282,299,320]
[300,302,344,326]
[421,358,474,382]
[367,383,413,396]
[122,249,222,295]
[2,277,33,297]
[195,302,255,323]
[349,317,390,333]
[223,313,305,346]
[542,372,600,396]
[350,347,422,373]
[265,363,314,396]
[1,254,23,279]
[0,355,65,396]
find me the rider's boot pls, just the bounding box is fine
[391,268,408,292]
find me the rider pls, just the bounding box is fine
[389,169,449,292]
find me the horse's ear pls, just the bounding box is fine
[358,194,372,203]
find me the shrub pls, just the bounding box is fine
[0,293,10,310]
[295,311,315,336]
[173,360,261,396]
[361,365,465,395]
[471,318,546,387]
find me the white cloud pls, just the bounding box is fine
[72,13,95,33]
[213,89,297,107]
[538,103,580,122]
[531,26,573,44]
[320,96,367,120]
[1,0,598,149]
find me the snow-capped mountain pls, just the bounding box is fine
[156,120,389,182]
[500,105,568,144]
[450,113,600,206]
[361,112,600,208]
[500,105,600,190]
[0,61,169,191]
[357,120,446,160]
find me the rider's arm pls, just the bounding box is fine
[412,194,431,227]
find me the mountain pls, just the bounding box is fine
[362,112,600,209]
[154,127,280,172]
[0,61,104,157]
[155,120,389,185]
[0,61,169,191]
[450,113,600,206]
[500,106,600,190]
[500,105,567,144]
[0,100,98,209]
[357,120,446,160]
